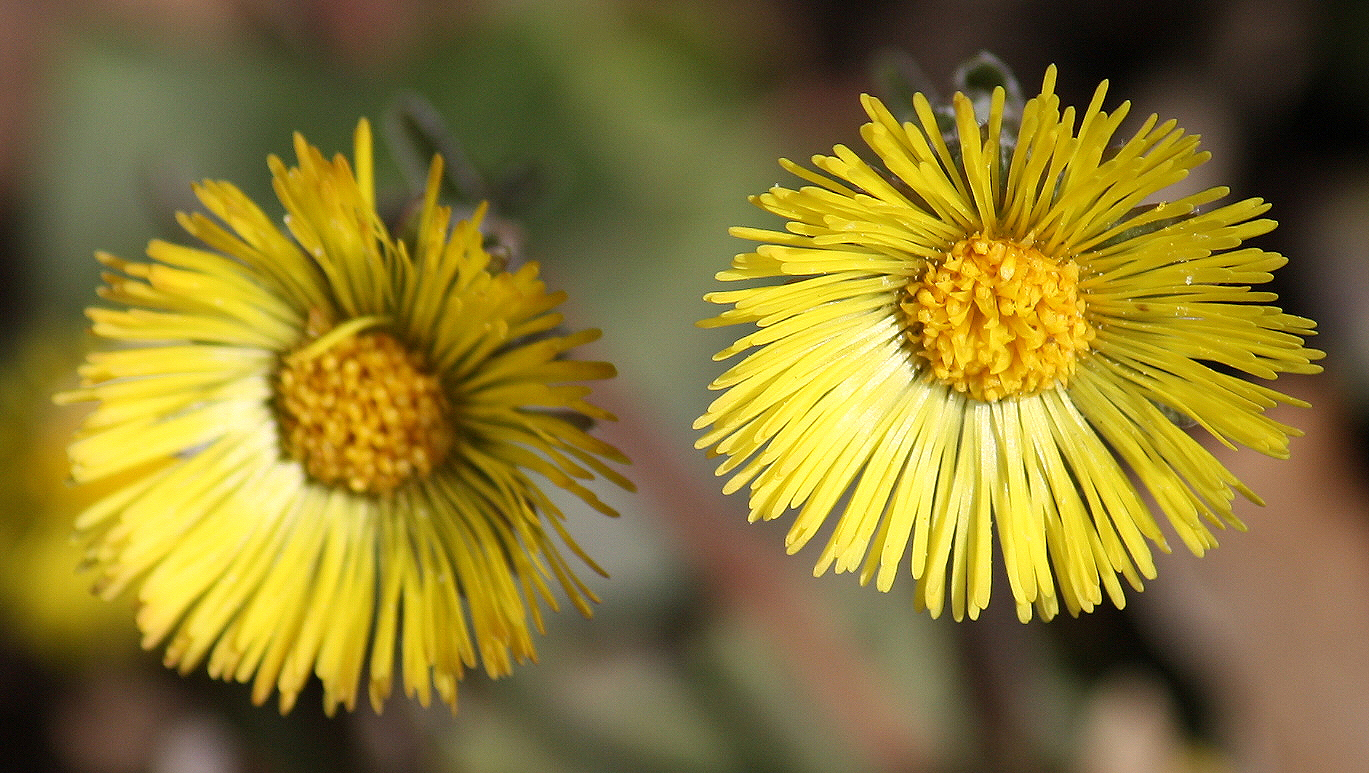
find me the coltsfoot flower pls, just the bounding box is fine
[696,66,1322,622]
[59,120,630,713]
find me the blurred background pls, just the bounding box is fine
[1,0,1367,771]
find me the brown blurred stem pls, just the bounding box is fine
[600,388,940,773]
[952,592,1051,773]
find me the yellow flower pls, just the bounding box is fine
[0,329,140,666]
[58,120,630,714]
[696,66,1322,622]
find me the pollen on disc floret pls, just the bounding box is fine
[275,320,454,495]
[904,234,1096,402]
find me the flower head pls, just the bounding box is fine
[696,66,1322,622]
[59,120,630,713]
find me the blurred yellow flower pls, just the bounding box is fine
[697,66,1322,622]
[59,120,630,714]
[0,330,139,665]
